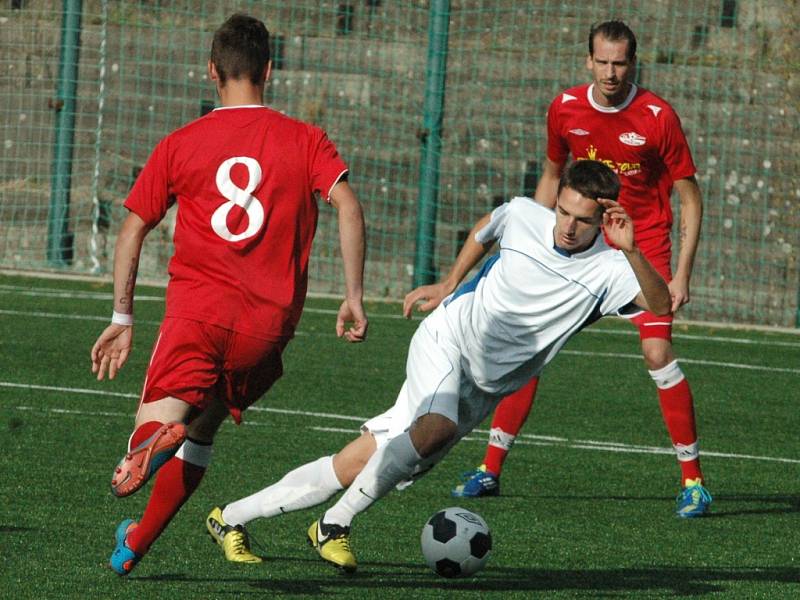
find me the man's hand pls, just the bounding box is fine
[336,298,368,342]
[668,274,691,313]
[403,282,452,318]
[600,199,635,252]
[91,324,133,381]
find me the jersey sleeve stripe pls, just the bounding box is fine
[326,169,350,203]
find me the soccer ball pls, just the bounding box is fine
[420,507,492,578]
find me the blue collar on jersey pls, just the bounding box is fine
[553,231,600,257]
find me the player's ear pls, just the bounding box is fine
[208,60,218,82]
[263,60,272,84]
[585,53,593,70]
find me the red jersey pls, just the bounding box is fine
[546,83,696,246]
[125,106,348,341]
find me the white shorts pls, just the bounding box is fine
[362,307,500,464]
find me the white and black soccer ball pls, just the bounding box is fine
[420,507,492,578]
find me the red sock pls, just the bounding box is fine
[482,377,539,475]
[129,421,163,451]
[657,378,703,483]
[127,449,208,554]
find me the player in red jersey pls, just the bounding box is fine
[91,14,368,575]
[452,20,711,518]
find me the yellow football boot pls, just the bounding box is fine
[307,519,357,573]
[206,506,262,563]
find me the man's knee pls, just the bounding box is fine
[641,338,676,370]
[409,413,457,458]
[333,432,377,486]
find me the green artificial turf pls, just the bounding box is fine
[1,273,798,598]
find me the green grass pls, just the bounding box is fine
[1,273,799,599]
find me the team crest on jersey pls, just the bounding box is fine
[619,132,646,146]
[568,128,590,136]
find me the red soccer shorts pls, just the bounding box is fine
[139,317,287,424]
[630,236,673,342]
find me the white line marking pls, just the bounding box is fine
[11,405,274,426]
[0,381,800,464]
[15,405,131,418]
[0,382,138,398]
[560,350,800,374]
[2,308,798,372]
[7,400,800,464]
[0,309,164,326]
[601,329,800,348]
[311,426,359,434]
[0,310,307,335]
[5,382,795,465]
[4,283,800,347]
[248,405,366,422]
[0,284,165,302]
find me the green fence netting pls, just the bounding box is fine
[1,1,798,326]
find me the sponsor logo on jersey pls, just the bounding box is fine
[579,145,642,177]
[619,132,646,146]
[561,93,577,103]
[568,128,590,136]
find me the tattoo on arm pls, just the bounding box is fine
[119,258,138,307]
[680,223,687,245]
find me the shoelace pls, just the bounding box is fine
[332,533,352,552]
[691,485,712,503]
[229,528,251,554]
[678,484,712,505]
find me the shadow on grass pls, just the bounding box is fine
[133,563,800,596]
[706,493,800,517]
[531,492,800,517]
[0,525,36,533]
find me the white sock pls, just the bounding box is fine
[323,432,421,528]
[222,455,343,526]
[648,359,685,389]
[488,427,515,451]
[175,438,213,467]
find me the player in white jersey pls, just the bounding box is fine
[205,160,671,572]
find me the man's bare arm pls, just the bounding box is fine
[670,176,703,312]
[330,181,368,342]
[532,158,564,208]
[601,200,671,316]
[403,212,494,317]
[91,212,151,380]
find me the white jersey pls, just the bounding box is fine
[439,197,641,396]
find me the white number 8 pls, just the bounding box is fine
[211,156,265,242]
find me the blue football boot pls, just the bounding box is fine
[109,519,143,575]
[676,478,712,518]
[451,464,500,498]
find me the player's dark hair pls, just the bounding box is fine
[211,14,271,85]
[558,160,620,202]
[589,20,637,61]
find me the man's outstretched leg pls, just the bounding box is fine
[452,377,538,497]
[207,432,376,563]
